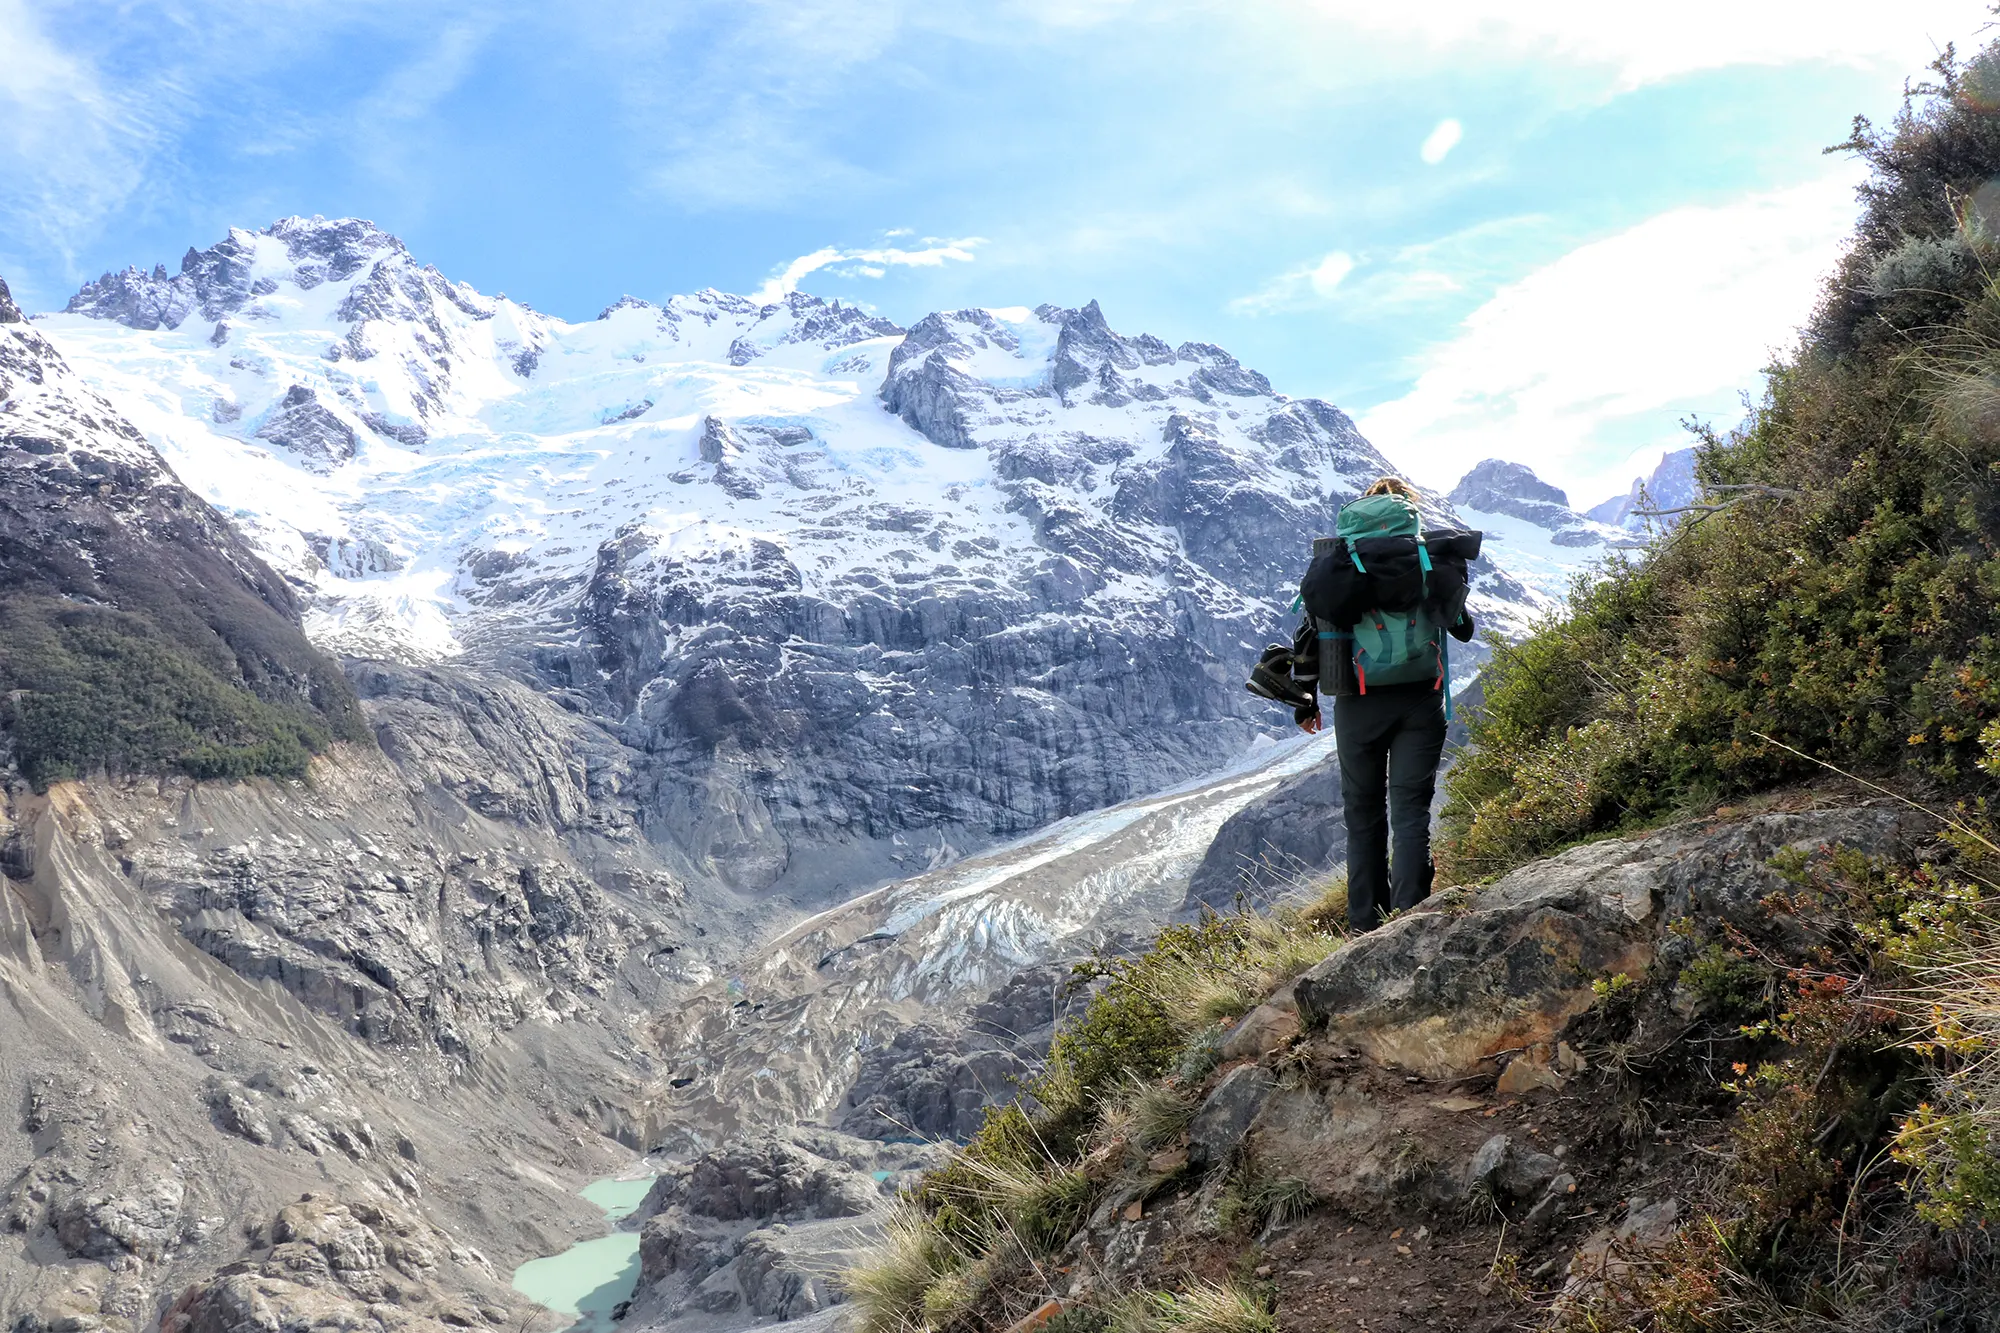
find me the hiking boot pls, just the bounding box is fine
[1246,644,1314,710]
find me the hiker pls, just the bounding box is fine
[1245,477,1480,932]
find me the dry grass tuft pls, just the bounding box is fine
[1111,1278,1277,1333]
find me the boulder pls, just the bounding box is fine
[1219,1005,1300,1061]
[208,1083,274,1146]
[1188,1066,1274,1168]
[1561,1196,1684,1305]
[1495,1047,1565,1096]
[1465,1134,1563,1204]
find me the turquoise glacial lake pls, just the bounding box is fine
[511,1173,656,1331]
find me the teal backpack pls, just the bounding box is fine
[1322,494,1451,699]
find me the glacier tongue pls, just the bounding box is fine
[648,729,1343,1148]
[39,215,1579,895]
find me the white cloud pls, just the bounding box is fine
[1301,0,1976,90]
[1419,118,1462,164]
[1357,168,1863,506]
[1230,249,1354,315]
[1306,251,1354,295]
[0,0,156,273]
[753,237,983,303]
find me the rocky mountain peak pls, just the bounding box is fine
[266,213,407,263]
[0,274,22,324]
[1450,458,1571,511]
[65,216,408,332]
[595,288,902,366]
[34,225,1573,897]
[1448,456,1616,552]
[598,294,657,320]
[1587,446,1699,530]
[758,290,902,355]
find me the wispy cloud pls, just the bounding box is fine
[349,22,492,200]
[1315,213,1567,318]
[0,0,500,299]
[359,23,488,127]
[1301,0,1972,90]
[753,237,983,303]
[0,0,158,275]
[1357,168,1863,505]
[592,0,913,210]
[1229,250,1354,315]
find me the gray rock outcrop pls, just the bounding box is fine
[254,385,357,470]
[624,1131,931,1328]
[1293,807,1909,1072]
[1060,803,1917,1292]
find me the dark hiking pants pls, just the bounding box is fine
[1333,687,1447,932]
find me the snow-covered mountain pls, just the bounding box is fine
[1587,446,1700,531]
[39,216,1558,896]
[1446,458,1629,604]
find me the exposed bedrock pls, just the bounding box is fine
[1073,805,1916,1295]
[624,1130,938,1328]
[0,656,748,1332]
[1183,758,1344,914]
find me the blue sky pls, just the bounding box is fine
[1,1,1989,506]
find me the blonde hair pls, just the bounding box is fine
[1364,476,1420,501]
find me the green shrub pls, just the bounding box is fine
[1894,1103,2000,1229]
[1295,873,1348,933]
[844,1202,971,1333]
[1213,1163,1315,1237]
[1098,1075,1196,1155]
[1678,945,1771,1019]
[1016,910,1332,1130]
[1883,871,2000,1228]
[1438,47,2000,883]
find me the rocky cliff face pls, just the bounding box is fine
[37,216,1558,897]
